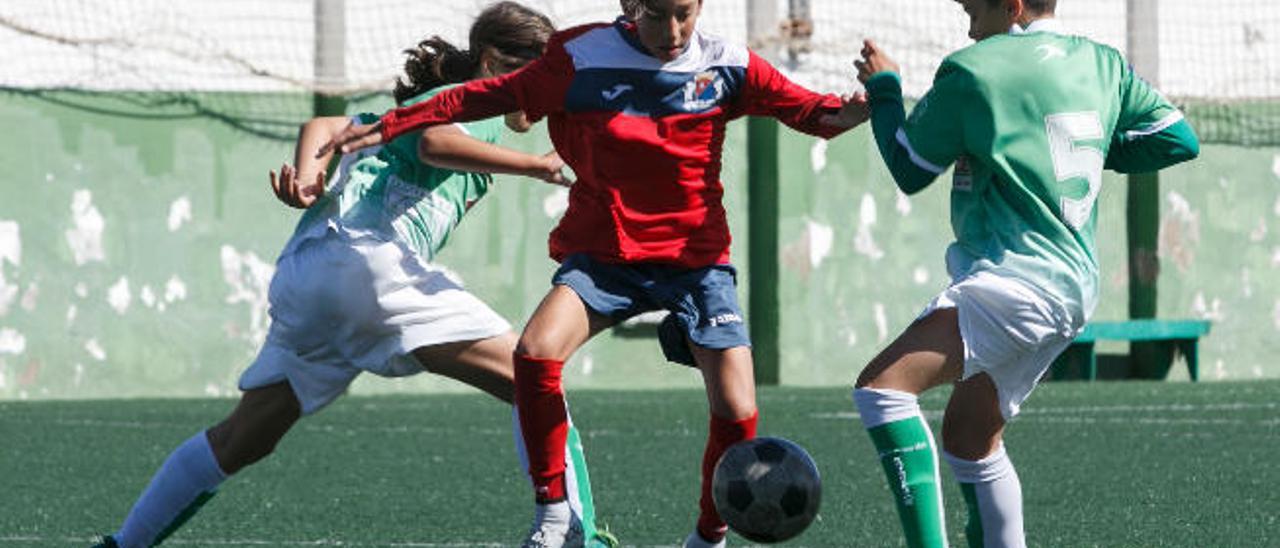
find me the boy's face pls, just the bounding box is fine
[634,0,702,61]
[958,0,1016,41]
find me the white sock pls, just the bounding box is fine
[114,432,227,548]
[944,444,1026,548]
[853,387,922,428]
[533,500,571,532]
[512,404,584,522]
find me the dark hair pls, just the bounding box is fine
[393,2,554,104]
[985,0,1057,15]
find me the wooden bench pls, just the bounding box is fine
[1050,319,1211,381]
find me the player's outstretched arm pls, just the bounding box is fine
[272,116,350,208]
[418,124,571,187]
[857,40,945,194]
[1104,64,1200,173]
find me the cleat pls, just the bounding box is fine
[91,536,120,548]
[522,517,584,548]
[586,525,619,548]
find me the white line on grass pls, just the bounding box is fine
[810,401,1279,422]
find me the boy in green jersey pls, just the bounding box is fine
[850,0,1199,546]
[93,4,615,548]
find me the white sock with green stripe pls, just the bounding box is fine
[944,445,1025,548]
[512,404,602,540]
[854,387,949,548]
[113,432,226,548]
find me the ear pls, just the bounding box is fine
[1006,0,1026,21]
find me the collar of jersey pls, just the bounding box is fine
[612,16,695,63]
[1010,18,1064,35]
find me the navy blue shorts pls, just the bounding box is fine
[552,254,751,367]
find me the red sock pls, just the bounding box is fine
[697,411,758,541]
[513,353,568,503]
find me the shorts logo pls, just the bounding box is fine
[953,155,973,191]
[707,312,742,327]
[683,71,724,111]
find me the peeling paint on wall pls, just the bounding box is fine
[913,266,929,285]
[65,190,106,265]
[543,188,568,218]
[219,245,273,347]
[1191,291,1224,322]
[1158,191,1199,272]
[1274,299,1280,331]
[0,221,19,317]
[107,277,131,315]
[0,328,25,355]
[853,193,884,261]
[807,220,833,269]
[84,338,106,361]
[168,196,192,232]
[873,302,888,343]
[810,140,828,173]
[165,275,187,303]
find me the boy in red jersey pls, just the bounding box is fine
[322,1,867,545]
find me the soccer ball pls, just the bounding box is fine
[711,437,822,543]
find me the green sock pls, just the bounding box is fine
[867,416,948,548]
[565,424,600,538]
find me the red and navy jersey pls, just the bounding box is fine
[380,19,848,267]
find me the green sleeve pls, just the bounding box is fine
[864,72,942,194]
[1104,66,1200,173]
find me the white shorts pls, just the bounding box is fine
[239,227,510,415]
[920,271,1080,419]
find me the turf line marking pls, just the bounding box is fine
[810,401,1278,421]
[0,536,505,546]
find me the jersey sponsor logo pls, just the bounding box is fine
[707,312,742,327]
[601,83,633,101]
[953,155,973,191]
[683,70,725,111]
[1036,43,1067,62]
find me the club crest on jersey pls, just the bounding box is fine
[953,155,973,191]
[683,70,724,111]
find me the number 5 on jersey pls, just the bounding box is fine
[1046,111,1103,230]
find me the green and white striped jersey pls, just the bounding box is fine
[294,84,503,261]
[868,19,1198,324]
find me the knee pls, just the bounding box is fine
[940,422,1000,461]
[515,333,569,362]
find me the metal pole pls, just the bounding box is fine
[314,0,346,117]
[1126,0,1161,377]
[747,0,780,385]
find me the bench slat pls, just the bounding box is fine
[1074,319,1210,343]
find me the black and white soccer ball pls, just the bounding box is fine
[712,436,822,543]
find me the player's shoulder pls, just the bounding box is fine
[553,21,617,49]
[693,29,750,69]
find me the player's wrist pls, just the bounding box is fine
[863,71,902,100]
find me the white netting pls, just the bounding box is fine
[2,0,1277,143]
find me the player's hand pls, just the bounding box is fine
[536,151,573,187]
[820,92,870,129]
[270,163,325,209]
[316,120,383,158]
[854,39,899,83]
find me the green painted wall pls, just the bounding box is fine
[0,89,1275,401]
[774,126,1280,384]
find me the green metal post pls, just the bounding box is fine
[1127,172,1161,377]
[747,116,781,385]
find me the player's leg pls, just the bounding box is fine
[514,285,613,546]
[685,344,758,548]
[412,334,616,546]
[940,373,1023,548]
[104,381,301,548]
[853,307,965,548]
